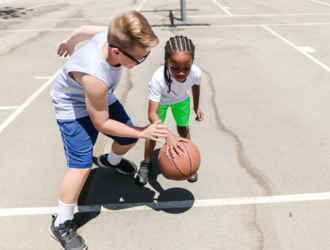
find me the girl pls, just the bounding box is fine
[137,35,204,185]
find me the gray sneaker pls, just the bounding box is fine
[49,215,87,250]
[187,172,198,183]
[136,161,152,185]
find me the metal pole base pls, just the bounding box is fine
[169,10,176,27]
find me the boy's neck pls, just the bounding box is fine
[103,42,121,67]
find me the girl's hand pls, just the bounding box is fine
[56,39,75,57]
[165,133,189,158]
[195,107,204,122]
[142,120,168,142]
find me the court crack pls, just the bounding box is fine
[202,68,284,249]
[201,68,272,196]
[202,68,274,249]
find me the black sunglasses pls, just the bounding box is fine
[109,45,150,65]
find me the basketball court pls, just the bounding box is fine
[1,0,330,249]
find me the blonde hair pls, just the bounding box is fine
[108,10,159,51]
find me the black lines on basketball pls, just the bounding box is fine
[180,141,192,176]
[169,148,189,177]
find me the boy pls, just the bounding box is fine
[49,10,167,250]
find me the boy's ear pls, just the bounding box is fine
[164,59,168,67]
[111,48,120,57]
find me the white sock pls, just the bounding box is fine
[107,150,124,166]
[54,199,77,227]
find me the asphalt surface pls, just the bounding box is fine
[1,0,330,249]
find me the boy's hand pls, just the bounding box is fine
[57,40,75,57]
[142,120,168,143]
[194,107,204,122]
[165,132,188,158]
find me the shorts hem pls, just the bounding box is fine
[67,163,93,169]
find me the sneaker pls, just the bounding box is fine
[187,172,198,183]
[49,215,87,250]
[136,161,152,185]
[97,154,137,175]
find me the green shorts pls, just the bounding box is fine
[158,97,190,127]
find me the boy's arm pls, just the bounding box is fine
[57,25,108,57]
[148,100,187,157]
[71,72,167,142]
[191,84,204,122]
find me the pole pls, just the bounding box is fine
[180,0,186,21]
[169,10,176,27]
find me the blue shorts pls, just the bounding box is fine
[57,100,138,169]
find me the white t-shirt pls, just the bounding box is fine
[149,65,202,105]
[50,31,122,120]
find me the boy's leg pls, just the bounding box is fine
[59,167,92,204]
[137,104,169,185]
[97,100,138,174]
[171,98,198,183]
[50,118,98,250]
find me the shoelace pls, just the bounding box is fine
[60,221,78,239]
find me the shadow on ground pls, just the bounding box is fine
[0,7,32,19]
[75,149,195,228]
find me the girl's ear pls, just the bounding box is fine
[164,59,168,68]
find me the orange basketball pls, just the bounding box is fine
[158,140,201,180]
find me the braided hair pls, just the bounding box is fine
[164,35,195,94]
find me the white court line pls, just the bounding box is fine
[187,12,330,17]
[298,46,316,52]
[0,17,167,22]
[26,3,63,10]
[211,0,233,16]
[2,192,330,216]
[2,13,330,22]
[0,28,76,32]
[136,0,147,11]
[0,106,20,110]
[0,18,114,22]
[262,25,330,74]
[311,0,330,7]
[26,1,92,10]
[0,69,60,134]
[4,22,330,32]
[34,76,51,79]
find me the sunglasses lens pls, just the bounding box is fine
[138,57,146,63]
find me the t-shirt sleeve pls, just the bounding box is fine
[193,66,202,85]
[149,77,162,103]
[91,30,107,41]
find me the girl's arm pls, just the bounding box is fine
[57,25,108,57]
[148,100,188,157]
[191,84,204,122]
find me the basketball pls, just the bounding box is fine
[158,140,201,180]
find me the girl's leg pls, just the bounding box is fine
[144,139,156,162]
[136,139,156,185]
[177,125,190,140]
[137,104,169,185]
